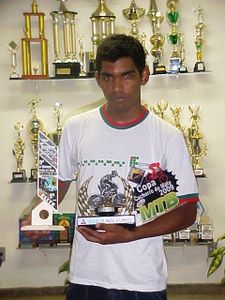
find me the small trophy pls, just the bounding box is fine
[153,99,168,120]
[166,0,181,73]
[187,104,207,177]
[78,171,135,228]
[78,35,87,77]
[90,0,116,57]
[170,105,184,131]
[27,99,45,182]
[122,0,145,42]
[179,32,188,73]
[193,6,206,72]
[147,0,167,74]
[48,101,63,145]
[21,131,64,232]
[11,122,27,183]
[8,41,20,79]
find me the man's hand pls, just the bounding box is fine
[77,223,133,245]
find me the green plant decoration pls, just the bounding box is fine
[58,259,70,285]
[207,233,225,285]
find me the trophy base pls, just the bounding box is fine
[194,61,205,72]
[152,62,167,75]
[179,66,188,73]
[29,168,37,182]
[194,169,206,177]
[54,62,81,78]
[11,171,27,183]
[78,215,136,228]
[169,57,180,74]
[21,225,65,231]
[22,75,49,80]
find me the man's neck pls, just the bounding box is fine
[104,103,145,123]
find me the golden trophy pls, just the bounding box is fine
[193,6,206,72]
[27,99,45,181]
[153,99,168,120]
[170,105,184,131]
[90,0,116,57]
[21,1,48,79]
[122,0,145,42]
[51,0,80,78]
[166,0,181,73]
[8,41,20,79]
[11,122,27,183]
[187,104,207,177]
[179,32,188,73]
[48,101,63,145]
[147,0,166,74]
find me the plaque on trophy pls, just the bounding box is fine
[193,6,206,72]
[11,122,27,183]
[21,131,64,232]
[147,0,167,74]
[186,104,207,177]
[8,41,20,79]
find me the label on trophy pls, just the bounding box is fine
[37,131,58,212]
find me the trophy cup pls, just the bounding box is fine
[8,41,20,79]
[21,131,65,232]
[78,35,87,77]
[166,0,181,73]
[90,0,116,57]
[78,171,136,228]
[27,99,45,181]
[193,6,206,72]
[48,101,63,145]
[21,1,49,79]
[147,0,167,74]
[122,0,145,42]
[153,99,168,120]
[187,104,207,177]
[51,0,80,78]
[11,122,27,183]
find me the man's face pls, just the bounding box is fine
[96,57,149,113]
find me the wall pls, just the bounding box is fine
[0,0,225,288]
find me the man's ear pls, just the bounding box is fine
[141,66,150,86]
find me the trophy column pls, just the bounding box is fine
[21,1,48,79]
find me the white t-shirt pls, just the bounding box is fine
[58,106,198,292]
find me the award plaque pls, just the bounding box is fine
[194,6,206,72]
[78,170,136,228]
[21,131,64,232]
[11,122,27,183]
[147,0,167,75]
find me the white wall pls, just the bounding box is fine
[0,0,225,288]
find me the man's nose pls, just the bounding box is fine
[112,77,123,91]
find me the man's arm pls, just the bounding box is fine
[77,201,197,245]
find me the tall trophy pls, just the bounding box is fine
[179,32,188,73]
[90,0,116,57]
[8,41,20,79]
[147,0,167,74]
[11,122,27,183]
[21,131,65,232]
[170,105,184,131]
[78,35,87,77]
[48,101,63,145]
[166,0,181,73]
[51,0,80,78]
[193,6,206,72]
[122,0,145,42]
[21,1,48,79]
[186,104,207,177]
[27,99,45,182]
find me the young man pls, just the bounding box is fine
[58,34,199,300]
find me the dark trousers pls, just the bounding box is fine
[66,283,167,300]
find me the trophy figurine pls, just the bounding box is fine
[194,6,206,72]
[166,0,181,73]
[187,104,207,177]
[153,99,169,120]
[170,105,184,131]
[27,99,45,182]
[147,0,166,74]
[179,32,188,73]
[122,0,145,42]
[11,122,27,183]
[78,35,87,77]
[8,41,20,79]
[48,101,63,145]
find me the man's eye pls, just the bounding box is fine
[102,74,111,80]
[123,73,132,79]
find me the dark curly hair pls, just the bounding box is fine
[95,34,146,75]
